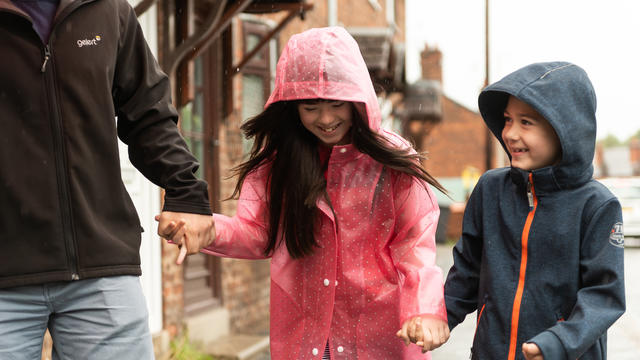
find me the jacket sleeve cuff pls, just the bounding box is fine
[162,199,212,215]
[528,330,567,360]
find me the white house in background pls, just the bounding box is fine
[120,0,163,336]
[598,146,633,178]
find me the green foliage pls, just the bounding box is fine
[599,130,640,147]
[599,133,622,148]
[166,332,216,360]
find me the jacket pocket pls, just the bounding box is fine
[470,295,489,359]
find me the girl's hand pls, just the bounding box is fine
[522,343,544,360]
[396,315,450,353]
[155,212,216,264]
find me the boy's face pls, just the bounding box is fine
[502,96,562,171]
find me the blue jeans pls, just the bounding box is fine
[0,275,154,360]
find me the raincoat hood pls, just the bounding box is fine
[266,26,382,132]
[478,62,597,188]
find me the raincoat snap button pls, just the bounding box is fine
[337,346,344,352]
[339,148,347,153]
[312,348,319,356]
[335,280,338,286]
[323,278,330,286]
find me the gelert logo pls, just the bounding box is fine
[77,35,102,48]
[609,222,624,248]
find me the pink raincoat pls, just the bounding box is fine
[203,27,446,359]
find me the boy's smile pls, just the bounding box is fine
[502,96,562,171]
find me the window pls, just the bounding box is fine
[241,19,274,156]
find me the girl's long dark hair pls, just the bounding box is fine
[231,100,446,259]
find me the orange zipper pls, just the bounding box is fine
[507,173,537,360]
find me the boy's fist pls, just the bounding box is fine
[522,343,544,360]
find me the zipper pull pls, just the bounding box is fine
[527,179,534,210]
[41,45,51,72]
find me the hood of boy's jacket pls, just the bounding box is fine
[265,26,382,132]
[478,62,597,189]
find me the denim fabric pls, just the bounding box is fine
[0,275,153,360]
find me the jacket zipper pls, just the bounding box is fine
[42,43,79,280]
[39,0,97,281]
[507,173,537,359]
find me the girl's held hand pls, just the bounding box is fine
[396,315,450,353]
[155,212,216,265]
[522,343,544,360]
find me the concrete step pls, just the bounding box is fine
[204,334,270,360]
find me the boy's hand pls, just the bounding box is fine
[522,343,544,360]
[396,315,449,353]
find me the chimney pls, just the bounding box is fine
[421,45,443,83]
[631,138,640,175]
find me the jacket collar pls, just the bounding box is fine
[509,166,563,195]
[1,0,93,23]
[0,0,25,16]
[327,144,363,163]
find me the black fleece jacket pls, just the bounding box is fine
[0,0,211,288]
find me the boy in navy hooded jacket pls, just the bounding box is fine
[443,62,625,359]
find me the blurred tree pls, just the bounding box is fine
[599,133,622,147]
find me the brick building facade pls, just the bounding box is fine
[412,44,491,242]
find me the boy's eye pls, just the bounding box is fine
[504,116,513,123]
[521,119,533,126]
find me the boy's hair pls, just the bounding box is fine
[231,100,445,258]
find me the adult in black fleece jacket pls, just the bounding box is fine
[0,0,214,358]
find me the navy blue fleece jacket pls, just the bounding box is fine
[444,62,625,360]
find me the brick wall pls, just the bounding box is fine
[418,44,487,178]
[421,46,442,83]
[631,138,640,175]
[162,240,185,338]
[207,18,274,335]
[421,97,487,178]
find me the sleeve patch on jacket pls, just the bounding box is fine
[609,222,624,248]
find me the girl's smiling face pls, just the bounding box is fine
[298,100,353,147]
[502,96,562,171]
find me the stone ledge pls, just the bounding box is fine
[205,334,270,360]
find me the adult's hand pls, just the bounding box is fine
[155,211,216,264]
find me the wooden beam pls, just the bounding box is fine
[164,0,254,78]
[134,0,157,16]
[231,2,313,75]
[244,1,310,13]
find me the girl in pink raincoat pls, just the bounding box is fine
[202,27,448,359]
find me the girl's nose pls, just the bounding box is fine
[319,108,335,124]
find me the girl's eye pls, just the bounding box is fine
[303,106,317,112]
[504,116,513,123]
[331,101,345,107]
[521,119,533,126]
